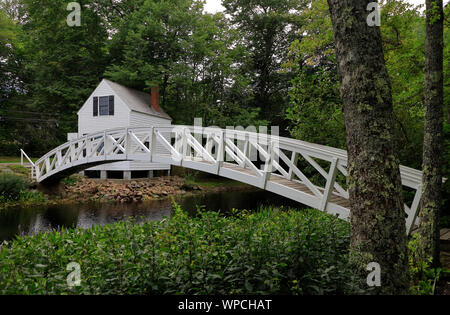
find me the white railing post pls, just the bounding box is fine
[35,164,40,180]
[240,134,249,169]
[288,151,299,180]
[125,128,130,158]
[260,141,274,189]
[103,131,110,158]
[215,131,225,174]
[406,185,422,235]
[205,133,213,157]
[319,158,338,212]
[56,150,62,167]
[149,127,155,162]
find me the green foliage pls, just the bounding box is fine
[381,0,427,169]
[0,172,29,201]
[285,0,449,174]
[0,206,363,295]
[18,189,47,202]
[222,0,307,125]
[286,64,345,149]
[105,0,255,127]
[407,234,447,295]
[62,175,82,187]
[0,0,108,156]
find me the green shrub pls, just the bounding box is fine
[0,172,29,201]
[19,190,47,202]
[0,205,363,295]
[62,175,82,186]
[407,234,450,295]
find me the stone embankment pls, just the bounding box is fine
[62,175,254,203]
[63,176,203,203]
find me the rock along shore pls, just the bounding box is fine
[62,175,256,203]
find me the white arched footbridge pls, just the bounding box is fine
[28,125,423,234]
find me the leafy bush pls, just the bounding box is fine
[0,205,363,295]
[0,142,20,157]
[62,175,82,187]
[407,234,450,295]
[18,190,47,202]
[0,172,29,201]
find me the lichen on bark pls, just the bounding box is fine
[327,0,409,294]
[416,0,444,269]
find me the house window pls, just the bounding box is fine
[93,95,114,116]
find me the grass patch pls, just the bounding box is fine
[0,156,38,164]
[7,165,30,176]
[0,205,362,295]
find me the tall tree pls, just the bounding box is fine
[222,0,306,127]
[22,0,108,140]
[417,0,444,268]
[327,0,409,293]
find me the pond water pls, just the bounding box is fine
[0,189,305,241]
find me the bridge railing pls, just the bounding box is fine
[33,125,423,234]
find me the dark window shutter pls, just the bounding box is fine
[93,97,98,116]
[109,95,114,115]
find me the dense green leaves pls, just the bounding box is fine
[0,0,108,155]
[0,206,362,294]
[0,172,28,201]
[222,0,306,127]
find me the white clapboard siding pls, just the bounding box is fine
[78,80,131,135]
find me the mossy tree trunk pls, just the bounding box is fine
[417,0,444,268]
[327,0,409,294]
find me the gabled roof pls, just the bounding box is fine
[103,79,172,120]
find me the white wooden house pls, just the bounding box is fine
[69,79,172,179]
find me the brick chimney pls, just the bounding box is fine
[150,86,159,112]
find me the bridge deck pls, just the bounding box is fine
[222,163,350,209]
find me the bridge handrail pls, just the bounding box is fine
[20,149,35,167]
[33,125,423,188]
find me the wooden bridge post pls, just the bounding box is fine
[288,152,299,180]
[124,128,130,158]
[103,131,108,158]
[406,185,422,235]
[319,158,338,212]
[149,127,155,162]
[35,164,40,180]
[45,157,51,175]
[205,133,213,157]
[182,128,189,159]
[260,141,274,189]
[241,134,249,169]
[215,130,225,174]
[56,150,62,167]
[86,136,92,159]
[70,142,75,163]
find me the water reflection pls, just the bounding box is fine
[0,190,304,241]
